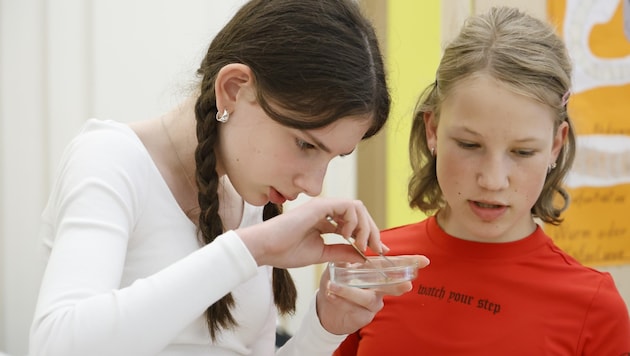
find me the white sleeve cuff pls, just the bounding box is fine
[276,290,347,356]
[218,229,258,273]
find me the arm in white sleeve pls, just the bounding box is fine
[31,230,257,356]
[29,124,258,356]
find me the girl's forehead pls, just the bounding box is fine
[439,76,556,138]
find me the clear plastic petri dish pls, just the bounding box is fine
[329,256,419,288]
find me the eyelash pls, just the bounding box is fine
[296,138,316,151]
[514,150,535,157]
[456,141,535,157]
[457,141,478,149]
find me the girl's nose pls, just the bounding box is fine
[294,163,328,197]
[477,156,510,191]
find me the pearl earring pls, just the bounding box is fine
[216,109,230,123]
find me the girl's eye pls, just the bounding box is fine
[456,141,479,149]
[296,138,316,151]
[514,149,535,157]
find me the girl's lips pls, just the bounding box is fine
[269,188,287,204]
[475,201,503,209]
[469,200,507,221]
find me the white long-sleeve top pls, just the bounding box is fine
[30,119,346,356]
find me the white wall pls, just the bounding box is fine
[0,1,48,354]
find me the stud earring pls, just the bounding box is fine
[430,147,436,157]
[216,109,230,123]
[547,162,557,173]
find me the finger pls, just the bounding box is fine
[321,215,341,235]
[323,205,350,236]
[352,201,371,251]
[380,242,391,254]
[337,205,358,240]
[394,254,431,269]
[364,209,382,254]
[327,282,385,312]
[415,255,431,268]
[341,200,374,252]
[321,244,367,264]
[373,281,414,296]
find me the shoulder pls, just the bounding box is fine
[49,119,156,203]
[541,239,628,312]
[379,219,430,254]
[67,119,147,158]
[381,219,429,238]
[582,272,630,346]
[59,119,152,175]
[541,238,620,287]
[591,271,628,307]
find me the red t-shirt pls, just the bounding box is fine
[334,216,630,356]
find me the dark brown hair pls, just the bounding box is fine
[193,0,390,339]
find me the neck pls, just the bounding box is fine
[161,99,198,191]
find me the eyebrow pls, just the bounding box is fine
[302,131,355,156]
[457,126,543,143]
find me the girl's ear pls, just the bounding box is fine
[215,63,256,113]
[424,111,438,151]
[551,120,569,161]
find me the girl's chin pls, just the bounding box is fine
[239,193,268,207]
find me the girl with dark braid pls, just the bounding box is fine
[29,0,429,355]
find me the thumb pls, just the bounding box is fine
[413,255,431,269]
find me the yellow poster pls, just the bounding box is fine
[545,0,630,266]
